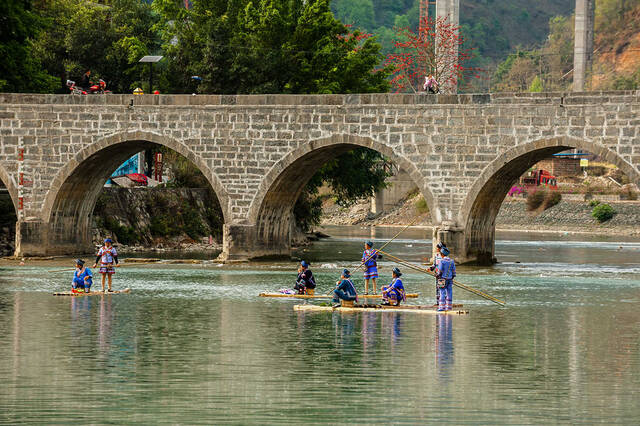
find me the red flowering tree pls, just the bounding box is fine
[385,15,481,93]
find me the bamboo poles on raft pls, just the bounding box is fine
[377,250,506,306]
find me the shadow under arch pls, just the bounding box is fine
[40,131,230,254]
[245,133,438,257]
[0,162,18,212]
[459,136,640,265]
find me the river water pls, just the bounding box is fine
[1,226,639,423]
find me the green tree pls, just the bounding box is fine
[529,75,543,92]
[32,0,159,93]
[333,0,376,30]
[0,0,58,92]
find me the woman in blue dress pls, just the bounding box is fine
[361,241,380,294]
[381,267,406,306]
[71,259,93,293]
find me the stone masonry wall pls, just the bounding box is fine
[0,92,638,262]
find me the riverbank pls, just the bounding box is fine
[320,193,640,237]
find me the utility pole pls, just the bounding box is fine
[573,0,595,91]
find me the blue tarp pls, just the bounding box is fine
[106,154,140,185]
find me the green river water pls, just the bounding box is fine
[1,226,639,424]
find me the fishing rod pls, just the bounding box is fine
[377,249,506,306]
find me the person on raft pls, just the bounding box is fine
[429,242,447,305]
[93,238,119,292]
[294,260,316,294]
[333,269,358,308]
[381,267,406,306]
[435,247,456,311]
[71,259,93,293]
[361,240,381,294]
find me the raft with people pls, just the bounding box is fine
[293,304,469,315]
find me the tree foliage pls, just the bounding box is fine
[0,0,58,92]
[385,15,481,93]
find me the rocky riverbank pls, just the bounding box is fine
[320,192,640,236]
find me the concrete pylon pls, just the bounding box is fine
[573,0,595,92]
[436,0,460,94]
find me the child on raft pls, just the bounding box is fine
[333,269,358,308]
[71,259,92,293]
[93,238,119,292]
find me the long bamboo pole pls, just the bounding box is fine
[326,217,423,296]
[351,216,421,272]
[378,250,506,306]
[48,261,161,273]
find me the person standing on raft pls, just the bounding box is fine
[429,242,446,305]
[93,238,119,292]
[381,267,406,306]
[71,259,93,293]
[294,260,316,295]
[362,241,381,294]
[435,247,456,311]
[333,269,358,308]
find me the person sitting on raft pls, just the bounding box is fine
[293,260,316,295]
[362,241,381,294]
[381,267,406,306]
[71,259,93,293]
[333,269,358,308]
[435,247,456,311]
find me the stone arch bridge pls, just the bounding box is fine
[0,92,638,264]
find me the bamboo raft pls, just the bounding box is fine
[53,288,131,296]
[259,292,420,299]
[293,304,469,315]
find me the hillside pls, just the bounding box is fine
[331,0,575,87]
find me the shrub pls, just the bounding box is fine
[414,196,429,214]
[588,199,600,207]
[592,203,616,222]
[544,191,561,209]
[526,189,545,211]
[527,189,561,211]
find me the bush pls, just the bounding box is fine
[545,191,562,209]
[592,203,616,222]
[526,189,546,211]
[588,199,600,207]
[526,189,561,211]
[414,196,429,214]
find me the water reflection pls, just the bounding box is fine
[435,315,453,381]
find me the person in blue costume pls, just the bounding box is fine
[429,242,446,305]
[71,259,93,293]
[333,269,358,308]
[435,247,456,311]
[294,260,316,294]
[361,241,381,294]
[381,267,406,306]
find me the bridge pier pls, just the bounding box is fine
[220,223,293,262]
[15,220,94,257]
[432,222,482,266]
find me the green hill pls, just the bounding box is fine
[331,0,575,89]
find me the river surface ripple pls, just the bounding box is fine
[1,226,639,424]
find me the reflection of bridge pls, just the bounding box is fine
[0,93,638,264]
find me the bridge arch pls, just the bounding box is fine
[0,162,18,212]
[245,133,438,257]
[40,131,229,254]
[459,136,640,264]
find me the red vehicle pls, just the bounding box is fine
[66,79,111,95]
[521,169,558,192]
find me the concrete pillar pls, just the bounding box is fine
[432,221,472,264]
[220,223,292,262]
[15,220,94,257]
[370,188,384,215]
[436,0,460,94]
[573,0,595,91]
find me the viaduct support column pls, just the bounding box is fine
[573,0,595,91]
[436,0,460,94]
